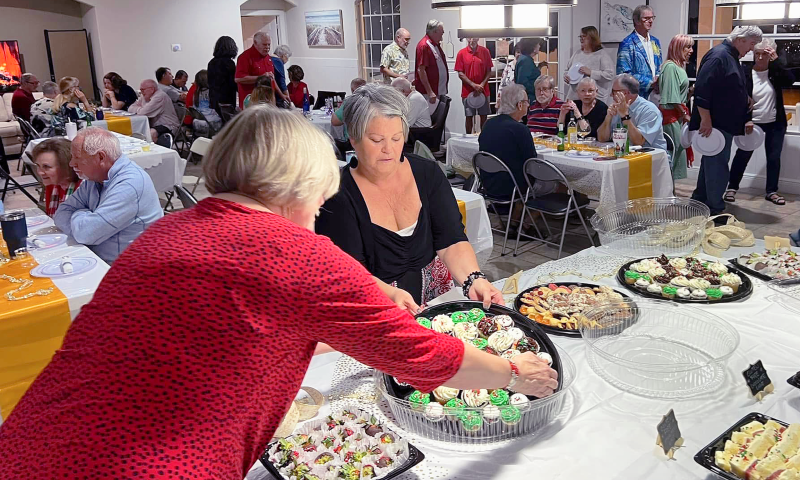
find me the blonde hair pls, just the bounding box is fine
[52,76,80,111]
[203,106,340,206]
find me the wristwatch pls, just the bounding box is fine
[506,360,520,391]
[620,114,632,122]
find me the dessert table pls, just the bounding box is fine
[24,131,187,195]
[446,133,674,205]
[247,240,800,480]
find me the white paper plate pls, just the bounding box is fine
[734,125,765,152]
[27,234,67,250]
[25,215,49,227]
[691,128,726,156]
[680,123,695,149]
[567,63,583,85]
[465,93,486,109]
[564,150,596,158]
[30,256,97,278]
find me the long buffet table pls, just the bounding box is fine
[247,239,800,480]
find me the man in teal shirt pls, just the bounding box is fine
[331,78,367,141]
[514,37,543,105]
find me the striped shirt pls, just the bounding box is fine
[527,96,564,135]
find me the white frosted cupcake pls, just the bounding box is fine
[483,404,501,424]
[537,352,553,366]
[424,402,445,422]
[676,287,691,299]
[635,278,651,289]
[648,267,667,278]
[509,393,530,410]
[670,276,690,287]
[462,389,490,408]
[506,327,525,341]
[720,273,742,293]
[647,283,662,294]
[708,262,729,276]
[501,349,521,360]
[487,330,515,352]
[688,278,711,291]
[669,257,688,270]
[720,286,734,296]
[454,322,479,342]
[493,315,514,330]
[432,315,454,333]
[690,289,707,300]
[432,386,459,404]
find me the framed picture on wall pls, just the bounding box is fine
[0,40,22,92]
[306,10,344,48]
[600,0,639,43]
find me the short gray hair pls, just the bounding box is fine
[141,79,158,90]
[534,75,555,90]
[497,84,527,115]
[576,77,597,90]
[343,83,409,143]
[395,28,410,39]
[727,25,763,43]
[41,81,58,96]
[632,5,653,24]
[21,73,36,84]
[426,19,444,35]
[391,77,412,94]
[615,73,639,95]
[754,37,777,51]
[274,44,292,58]
[350,77,367,93]
[253,31,270,44]
[76,127,122,161]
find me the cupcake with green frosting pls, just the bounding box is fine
[407,390,431,411]
[461,410,484,432]
[489,389,509,406]
[500,405,522,426]
[661,286,677,299]
[444,398,467,418]
[705,288,723,301]
[624,271,641,284]
[467,308,486,323]
[416,317,432,329]
[471,338,488,350]
[451,311,470,324]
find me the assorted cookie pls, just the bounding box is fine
[517,283,629,331]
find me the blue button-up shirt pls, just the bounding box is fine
[54,155,163,263]
[610,96,668,151]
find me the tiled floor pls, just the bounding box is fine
[5,156,799,282]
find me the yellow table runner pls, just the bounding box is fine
[624,151,654,200]
[102,113,133,136]
[457,199,467,234]
[0,254,71,419]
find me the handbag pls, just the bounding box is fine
[702,214,755,257]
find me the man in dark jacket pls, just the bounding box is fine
[689,25,762,216]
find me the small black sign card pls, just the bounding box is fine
[742,360,774,401]
[789,371,800,389]
[656,409,683,459]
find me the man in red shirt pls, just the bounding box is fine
[414,19,448,112]
[455,38,493,134]
[235,31,276,109]
[12,73,39,122]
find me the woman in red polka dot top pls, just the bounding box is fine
[0,106,558,479]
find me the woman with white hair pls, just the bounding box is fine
[726,37,795,206]
[557,77,608,139]
[317,83,504,308]
[689,25,762,216]
[0,105,558,478]
[272,44,292,106]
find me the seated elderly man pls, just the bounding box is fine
[30,80,59,131]
[331,78,367,141]
[54,128,162,264]
[526,75,565,135]
[598,73,668,151]
[391,77,432,128]
[129,79,180,147]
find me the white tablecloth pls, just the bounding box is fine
[91,112,150,139]
[308,110,345,140]
[248,239,800,480]
[452,188,493,264]
[446,134,674,205]
[24,132,187,194]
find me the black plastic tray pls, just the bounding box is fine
[728,258,775,282]
[512,282,634,338]
[693,412,789,480]
[383,301,563,402]
[616,258,753,304]
[789,372,800,389]
[260,411,426,480]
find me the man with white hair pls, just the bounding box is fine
[381,28,412,84]
[414,20,448,107]
[129,79,180,147]
[616,5,662,98]
[689,25,762,216]
[391,77,431,128]
[236,31,277,109]
[12,72,39,122]
[30,80,59,129]
[54,127,162,263]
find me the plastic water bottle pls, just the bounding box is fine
[302,88,310,115]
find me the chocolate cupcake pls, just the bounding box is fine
[516,336,540,354]
[477,317,498,337]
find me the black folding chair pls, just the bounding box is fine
[187,106,221,138]
[518,158,595,258]
[14,115,41,175]
[174,185,198,209]
[471,151,543,257]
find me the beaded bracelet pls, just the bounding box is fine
[461,271,487,298]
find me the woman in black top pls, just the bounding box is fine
[101,72,138,110]
[207,36,238,112]
[557,77,607,140]
[316,84,503,309]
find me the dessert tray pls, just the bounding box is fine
[694,412,800,480]
[513,282,635,337]
[376,301,576,445]
[617,255,753,304]
[730,248,799,281]
[261,406,424,480]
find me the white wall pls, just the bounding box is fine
[284,0,359,95]
[81,5,104,88]
[0,6,83,81]
[79,0,245,91]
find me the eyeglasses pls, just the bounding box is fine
[535,87,553,93]
[641,16,656,23]
[579,34,588,39]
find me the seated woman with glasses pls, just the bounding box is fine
[557,77,608,140]
[526,75,564,136]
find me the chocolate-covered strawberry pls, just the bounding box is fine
[314,452,335,465]
[379,432,395,444]
[376,456,394,468]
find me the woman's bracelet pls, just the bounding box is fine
[462,271,487,298]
